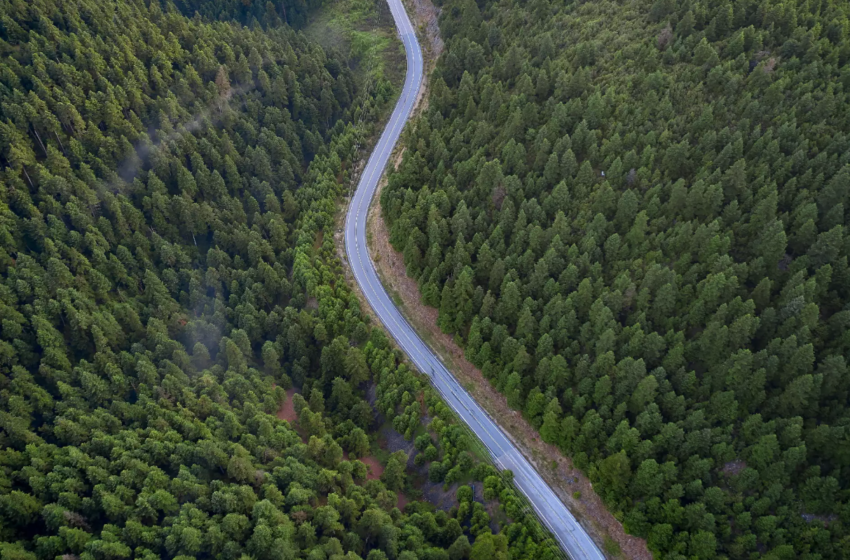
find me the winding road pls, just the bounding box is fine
[343,1,606,558]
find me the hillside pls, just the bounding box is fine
[0,0,555,558]
[381,0,850,557]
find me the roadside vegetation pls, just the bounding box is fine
[303,0,406,91]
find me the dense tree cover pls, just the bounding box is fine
[172,0,323,29]
[0,0,554,558]
[382,0,850,557]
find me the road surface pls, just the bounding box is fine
[343,1,606,558]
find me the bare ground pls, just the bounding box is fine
[380,423,418,467]
[361,455,385,480]
[421,480,460,511]
[276,388,300,423]
[403,0,444,61]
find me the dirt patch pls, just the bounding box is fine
[361,455,385,480]
[359,453,412,510]
[277,388,300,423]
[801,512,837,524]
[380,424,417,467]
[403,0,444,60]
[721,459,747,476]
[419,480,459,511]
[412,474,496,522]
[417,390,427,415]
[365,166,650,560]
[366,382,379,407]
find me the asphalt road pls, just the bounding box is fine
[343,1,606,558]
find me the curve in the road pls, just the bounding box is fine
[343,2,606,559]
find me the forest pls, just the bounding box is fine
[0,0,555,559]
[381,0,850,557]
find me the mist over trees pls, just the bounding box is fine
[382,0,850,557]
[0,0,554,558]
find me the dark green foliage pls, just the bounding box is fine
[173,0,321,28]
[0,0,553,558]
[383,0,850,557]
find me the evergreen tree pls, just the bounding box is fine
[381,0,850,556]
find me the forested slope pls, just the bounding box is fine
[171,0,320,29]
[382,0,850,557]
[0,0,553,558]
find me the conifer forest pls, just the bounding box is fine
[2,0,850,558]
[0,1,555,560]
[381,0,850,558]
